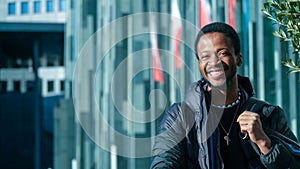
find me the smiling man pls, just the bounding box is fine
[150,22,300,169]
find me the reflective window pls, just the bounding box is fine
[46,0,54,12]
[60,80,64,91]
[0,81,7,93]
[13,81,20,93]
[59,0,66,11]
[8,2,16,15]
[21,2,29,14]
[47,81,54,92]
[34,1,41,13]
[26,81,35,92]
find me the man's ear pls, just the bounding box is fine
[237,54,242,66]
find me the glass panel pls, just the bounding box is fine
[46,0,54,12]
[26,81,35,92]
[59,0,66,11]
[21,2,29,14]
[34,1,41,13]
[60,80,64,91]
[8,2,16,15]
[0,81,7,93]
[47,81,54,92]
[13,81,20,92]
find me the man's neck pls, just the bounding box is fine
[209,81,239,106]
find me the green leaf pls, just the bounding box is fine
[262,10,273,18]
[264,0,300,74]
[279,28,288,39]
[282,62,294,69]
[267,16,277,22]
[287,69,300,74]
[273,31,281,37]
[294,5,300,13]
[282,60,295,68]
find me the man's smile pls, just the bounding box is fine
[207,68,224,78]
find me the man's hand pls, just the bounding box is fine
[237,111,272,155]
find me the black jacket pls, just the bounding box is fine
[150,76,300,169]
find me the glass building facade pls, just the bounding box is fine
[57,0,300,169]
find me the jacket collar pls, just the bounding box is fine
[183,75,255,113]
[236,75,255,97]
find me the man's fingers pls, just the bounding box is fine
[237,111,260,122]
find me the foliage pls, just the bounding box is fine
[262,0,300,73]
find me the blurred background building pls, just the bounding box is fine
[0,0,299,169]
[0,0,66,169]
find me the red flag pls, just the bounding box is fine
[228,0,236,29]
[171,0,183,69]
[150,15,164,84]
[199,0,212,28]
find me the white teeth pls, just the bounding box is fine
[208,70,223,77]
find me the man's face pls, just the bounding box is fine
[196,32,242,89]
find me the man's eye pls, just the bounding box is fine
[218,51,230,57]
[200,55,209,60]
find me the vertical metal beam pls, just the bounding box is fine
[169,16,176,104]
[109,1,117,169]
[242,0,250,77]
[288,48,297,136]
[33,38,41,169]
[256,2,265,100]
[127,14,135,169]
[224,0,229,23]
[74,0,82,168]
[274,33,282,107]
[64,0,71,100]
[211,0,217,21]
[249,22,254,84]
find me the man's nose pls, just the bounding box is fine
[208,54,220,65]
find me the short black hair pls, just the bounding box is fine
[194,22,240,60]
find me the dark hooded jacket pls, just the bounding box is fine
[150,75,300,169]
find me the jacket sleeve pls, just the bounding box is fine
[150,103,188,169]
[258,106,300,169]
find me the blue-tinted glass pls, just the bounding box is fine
[8,2,16,15]
[46,0,54,12]
[59,0,66,11]
[34,1,41,13]
[21,2,29,14]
